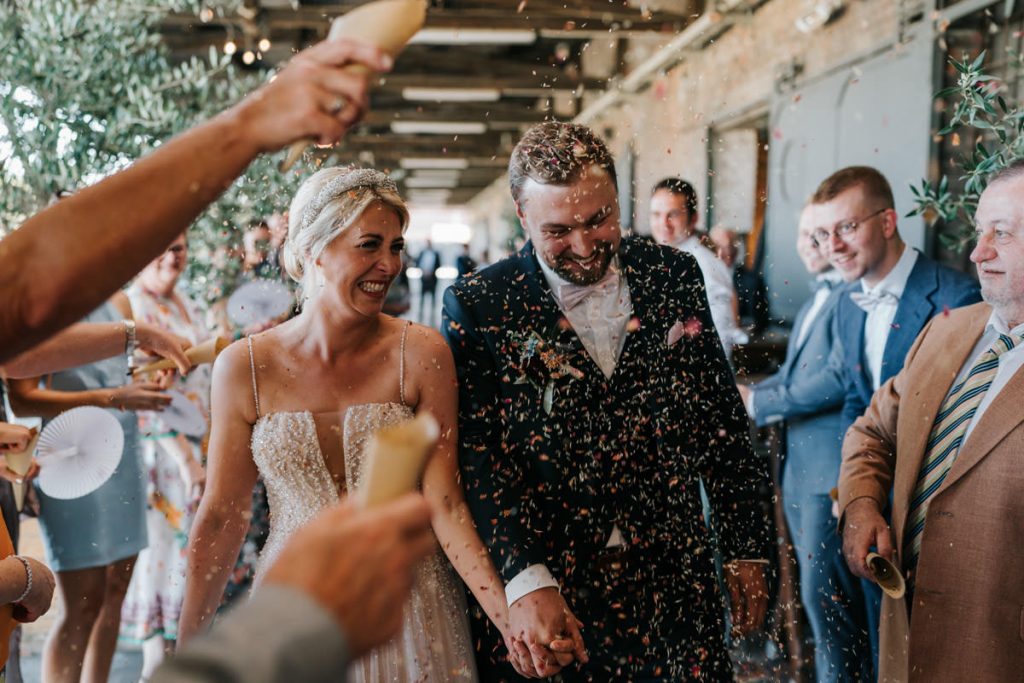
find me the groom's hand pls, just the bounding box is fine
[508,587,587,677]
[724,560,768,637]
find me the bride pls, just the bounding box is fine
[178,167,513,680]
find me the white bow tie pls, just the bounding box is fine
[850,289,899,313]
[558,268,619,310]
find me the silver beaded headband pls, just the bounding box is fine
[298,168,407,236]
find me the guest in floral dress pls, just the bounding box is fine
[120,234,211,680]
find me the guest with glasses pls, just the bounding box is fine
[810,166,979,679]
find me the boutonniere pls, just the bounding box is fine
[509,327,584,414]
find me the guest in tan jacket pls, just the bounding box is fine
[838,159,1024,682]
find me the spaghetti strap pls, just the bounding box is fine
[247,336,261,419]
[399,321,411,407]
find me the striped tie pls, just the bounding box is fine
[904,333,1020,587]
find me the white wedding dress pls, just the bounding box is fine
[246,329,477,682]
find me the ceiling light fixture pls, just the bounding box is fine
[405,177,459,188]
[391,121,487,135]
[400,158,469,170]
[402,87,501,103]
[410,28,536,45]
[411,170,462,180]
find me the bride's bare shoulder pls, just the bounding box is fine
[397,321,455,377]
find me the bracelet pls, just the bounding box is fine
[12,555,31,604]
[124,319,138,376]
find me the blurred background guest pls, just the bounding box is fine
[710,224,771,336]
[8,291,170,683]
[455,244,477,280]
[119,234,212,680]
[416,239,440,326]
[649,178,748,359]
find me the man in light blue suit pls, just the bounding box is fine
[738,204,870,682]
[810,166,981,679]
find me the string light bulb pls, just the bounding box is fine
[223,39,237,56]
[242,50,256,65]
[198,6,214,22]
[258,37,271,52]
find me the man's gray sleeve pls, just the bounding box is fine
[151,586,350,683]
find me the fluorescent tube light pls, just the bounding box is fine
[402,87,501,102]
[400,158,469,170]
[405,177,459,188]
[410,28,536,45]
[391,121,487,135]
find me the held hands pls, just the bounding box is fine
[842,497,894,580]
[136,324,192,376]
[234,38,393,153]
[724,561,768,638]
[506,587,587,678]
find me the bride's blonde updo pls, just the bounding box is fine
[284,166,410,296]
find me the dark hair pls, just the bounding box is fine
[508,122,617,204]
[652,177,698,217]
[811,166,894,209]
[986,157,1024,188]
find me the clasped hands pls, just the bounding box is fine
[503,587,587,679]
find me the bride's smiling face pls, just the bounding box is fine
[314,201,405,316]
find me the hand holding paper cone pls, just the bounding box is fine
[360,413,439,508]
[866,552,906,599]
[134,337,229,376]
[3,427,40,511]
[279,0,428,171]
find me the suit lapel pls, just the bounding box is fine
[938,314,1024,494]
[882,254,935,384]
[891,305,989,539]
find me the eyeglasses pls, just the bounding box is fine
[811,207,888,248]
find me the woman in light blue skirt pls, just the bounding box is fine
[8,294,167,683]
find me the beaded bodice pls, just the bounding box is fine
[251,403,413,581]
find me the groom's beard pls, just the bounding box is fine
[550,241,615,285]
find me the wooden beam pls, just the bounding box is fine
[163,5,692,33]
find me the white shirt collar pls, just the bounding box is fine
[673,234,702,252]
[536,251,622,307]
[818,270,843,286]
[862,246,918,298]
[984,310,1024,338]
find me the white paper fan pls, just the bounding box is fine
[161,390,207,438]
[36,406,124,500]
[227,279,293,328]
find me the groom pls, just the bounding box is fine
[442,122,772,681]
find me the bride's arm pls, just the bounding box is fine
[411,326,512,637]
[178,342,260,646]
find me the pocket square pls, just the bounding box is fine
[667,320,687,347]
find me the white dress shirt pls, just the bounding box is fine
[949,312,1024,445]
[673,235,748,357]
[536,256,632,378]
[861,247,918,390]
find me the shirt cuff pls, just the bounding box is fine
[505,564,559,607]
[727,558,770,565]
